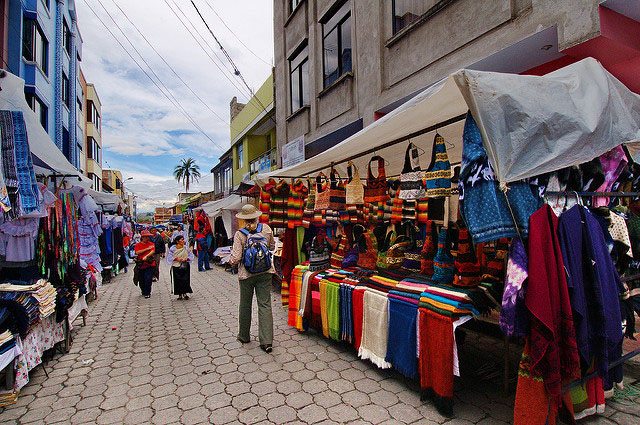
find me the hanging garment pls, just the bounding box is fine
[386,297,419,379]
[424,134,452,197]
[432,228,455,284]
[558,205,624,383]
[308,237,332,272]
[345,161,365,205]
[314,173,330,211]
[593,146,628,207]
[287,180,308,229]
[352,287,366,351]
[459,113,541,243]
[418,308,455,416]
[359,288,392,368]
[399,143,426,200]
[499,238,529,338]
[453,228,481,288]
[326,280,341,341]
[364,156,389,203]
[525,204,580,400]
[268,180,290,228]
[0,151,10,212]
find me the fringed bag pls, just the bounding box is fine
[398,143,425,200]
[345,161,365,205]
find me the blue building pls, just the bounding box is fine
[5,0,83,170]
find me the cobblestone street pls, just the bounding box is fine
[1,265,639,425]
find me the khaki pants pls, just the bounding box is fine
[238,273,273,345]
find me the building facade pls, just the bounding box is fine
[5,0,84,169]
[211,148,233,200]
[229,72,277,185]
[85,81,102,190]
[273,0,640,163]
[102,169,123,198]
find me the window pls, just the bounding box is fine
[62,127,71,161]
[322,2,352,87]
[89,173,101,191]
[25,93,48,131]
[392,0,454,34]
[62,73,70,108]
[289,0,302,13]
[87,137,101,164]
[88,100,101,132]
[289,44,308,113]
[22,18,48,75]
[63,20,71,55]
[237,143,244,169]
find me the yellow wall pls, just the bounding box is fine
[230,74,274,142]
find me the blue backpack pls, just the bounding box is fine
[240,224,272,274]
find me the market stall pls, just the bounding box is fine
[255,58,640,422]
[0,70,126,406]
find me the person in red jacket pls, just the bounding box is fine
[134,230,156,298]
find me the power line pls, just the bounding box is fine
[93,0,224,152]
[109,0,241,134]
[190,0,275,124]
[202,0,272,66]
[80,0,224,152]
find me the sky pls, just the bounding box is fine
[75,0,274,212]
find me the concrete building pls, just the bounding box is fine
[229,72,277,184]
[211,148,233,200]
[273,0,640,163]
[102,169,123,198]
[85,81,102,191]
[5,0,85,169]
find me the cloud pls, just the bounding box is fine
[75,0,273,207]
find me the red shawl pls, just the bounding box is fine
[526,204,580,399]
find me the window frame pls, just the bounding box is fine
[62,72,70,108]
[288,43,309,114]
[63,19,71,56]
[391,0,457,36]
[237,143,244,169]
[22,18,49,76]
[321,2,352,88]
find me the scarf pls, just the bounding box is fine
[500,238,529,337]
[288,266,306,330]
[386,297,418,379]
[326,280,341,341]
[358,288,392,369]
[352,287,366,351]
[171,245,189,267]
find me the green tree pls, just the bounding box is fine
[173,158,201,192]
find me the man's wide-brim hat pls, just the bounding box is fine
[236,204,261,220]
[141,230,152,237]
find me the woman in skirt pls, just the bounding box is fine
[166,235,194,300]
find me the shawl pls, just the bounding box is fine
[418,307,455,416]
[500,238,529,337]
[386,297,418,379]
[167,245,190,268]
[288,266,306,330]
[326,280,341,341]
[319,279,330,338]
[558,205,624,380]
[340,283,354,343]
[525,204,580,400]
[358,288,392,368]
[352,287,365,350]
[298,269,313,317]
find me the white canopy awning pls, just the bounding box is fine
[257,58,640,185]
[200,195,248,237]
[0,71,91,187]
[87,189,124,210]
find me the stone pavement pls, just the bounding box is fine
[1,264,639,424]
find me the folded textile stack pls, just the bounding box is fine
[31,280,57,319]
[0,292,40,335]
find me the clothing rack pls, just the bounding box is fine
[275,113,468,179]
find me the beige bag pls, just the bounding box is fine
[345,161,364,205]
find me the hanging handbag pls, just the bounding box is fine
[398,143,426,200]
[309,236,332,272]
[302,179,315,228]
[453,228,481,287]
[364,156,389,203]
[401,222,423,273]
[376,229,396,269]
[345,161,365,205]
[328,168,346,211]
[359,228,378,270]
[432,227,455,284]
[342,244,359,268]
[420,220,438,276]
[424,133,452,197]
[314,173,330,211]
[330,234,348,269]
[385,235,411,269]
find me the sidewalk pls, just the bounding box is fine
[0,264,638,424]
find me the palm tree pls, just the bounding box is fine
[173,158,201,192]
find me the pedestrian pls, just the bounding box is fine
[228,204,275,353]
[166,235,194,300]
[134,230,156,298]
[149,227,166,281]
[194,212,211,272]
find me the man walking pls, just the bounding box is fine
[149,227,166,281]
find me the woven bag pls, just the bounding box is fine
[302,179,315,228]
[432,228,455,284]
[420,220,437,276]
[359,229,378,270]
[308,237,331,272]
[424,133,452,197]
[328,168,346,211]
[385,235,411,270]
[330,235,347,269]
[398,143,425,200]
[345,161,365,205]
[364,156,389,203]
[401,223,423,273]
[376,230,396,269]
[314,173,330,211]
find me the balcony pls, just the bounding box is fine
[249,148,277,179]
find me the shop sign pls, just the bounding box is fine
[282,135,305,168]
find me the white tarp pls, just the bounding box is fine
[256,58,639,185]
[200,195,247,237]
[0,72,91,186]
[454,57,640,183]
[87,188,124,210]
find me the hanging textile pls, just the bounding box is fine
[386,296,419,379]
[359,288,392,368]
[398,143,426,200]
[499,238,529,338]
[345,161,364,205]
[424,133,452,197]
[453,228,481,287]
[431,228,455,284]
[259,179,276,224]
[314,173,330,211]
[328,168,346,211]
[364,156,389,203]
[287,180,308,229]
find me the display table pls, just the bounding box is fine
[67,294,88,331]
[13,315,64,390]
